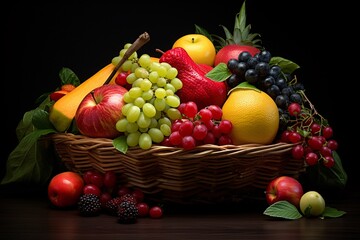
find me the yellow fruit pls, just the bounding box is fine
[49,63,119,132]
[221,84,279,145]
[300,191,326,217]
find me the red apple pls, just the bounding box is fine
[48,171,84,208]
[75,84,128,138]
[265,176,304,208]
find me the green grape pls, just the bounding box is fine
[157,65,167,77]
[148,128,164,143]
[154,98,166,111]
[112,56,121,66]
[140,79,152,91]
[166,67,178,79]
[121,103,134,116]
[160,62,171,70]
[137,112,151,128]
[158,116,171,127]
[116,118,128,132]
[165,83,176,93]
[143,102,156,118]
[128,51,138,60]
[123,92,134,103]
[157,77,167,87]
[131,62,139,73]
[126,122,139,133]
[166,107,182,120]
[139,127,149,133]
[142,89,154,101]
[166,95,180,108]
[154,110,162,119]
[134,97,145,108]
[149,118,158,128]
[128,87,142,99]
[134,67,149,79]
[170,78,183,91]
[126,105,141,123]
[165,89,174,96]
[138,54,152,68]
[132,78,144,88]
[121,60,133,72]
[155,88,167,99]
[149,71,159,84]
[150,62,161,72]
[139,133,152,150]
[160,123,171,137]
[127,131,141,147]
[119,49,127,57]
[126,73,137,84]
[124,43,132,49]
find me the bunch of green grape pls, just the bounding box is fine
[112,44,183,150]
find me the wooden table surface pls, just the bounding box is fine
[1,184,359,240]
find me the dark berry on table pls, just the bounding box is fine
[117,201,139,224]
[78,194,101,217]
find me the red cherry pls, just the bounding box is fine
[136,202,149,217]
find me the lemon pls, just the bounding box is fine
[221,83,279,145]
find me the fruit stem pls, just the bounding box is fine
[90,90,98,104]
[104,32,150,85]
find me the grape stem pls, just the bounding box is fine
[104,32,151,85]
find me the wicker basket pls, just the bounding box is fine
[51,133,305,204]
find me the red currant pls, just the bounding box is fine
[323,156,335,168]
[322,126,333,139]
[292,144,304,160]
[218,120,233,134]
[327,139,338,151]
[198,108,213,122]
[288,131,302,143]
[182,135,196,150]
[288,102,301,117]
[193,124,208,140]
[305,152,318,166]
[183,101,198,118]
[207,105,223,120]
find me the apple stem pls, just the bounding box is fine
[192,37,195,43]
[104,32,151,85]
[90,90,97,103]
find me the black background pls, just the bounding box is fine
[1,2,354,188]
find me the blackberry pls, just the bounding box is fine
[78,194,101,217]
[103,197,122,216]
[117,201,139,224]
[119,193,137,204]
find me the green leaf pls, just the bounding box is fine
[270,56,300,74]
[113,135,128,154]
[205,63,231,82]
[32,108,55,130]
[322,206,346,218]
[317,151,348,189]
[228,81,261,95]
[194,24,214,43]
[59,67,80,86]
[263,201,303,220]
[1,129,57,185]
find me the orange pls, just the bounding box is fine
[221,84,279,145]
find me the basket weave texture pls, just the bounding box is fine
[51,133,305,204]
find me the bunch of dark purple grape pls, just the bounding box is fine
[226,50,305,130]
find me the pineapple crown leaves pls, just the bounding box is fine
[195,1,262,51]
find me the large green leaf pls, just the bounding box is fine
[1,129,57,185]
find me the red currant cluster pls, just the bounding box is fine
[80,169,163,219]
[280,102,338,168]
[161,101,233,150]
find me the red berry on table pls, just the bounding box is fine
[103,171,117,191]
[136,202,150,217]
[132,189,145,203]
[83,184,102,197]
[149,206,163,219]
